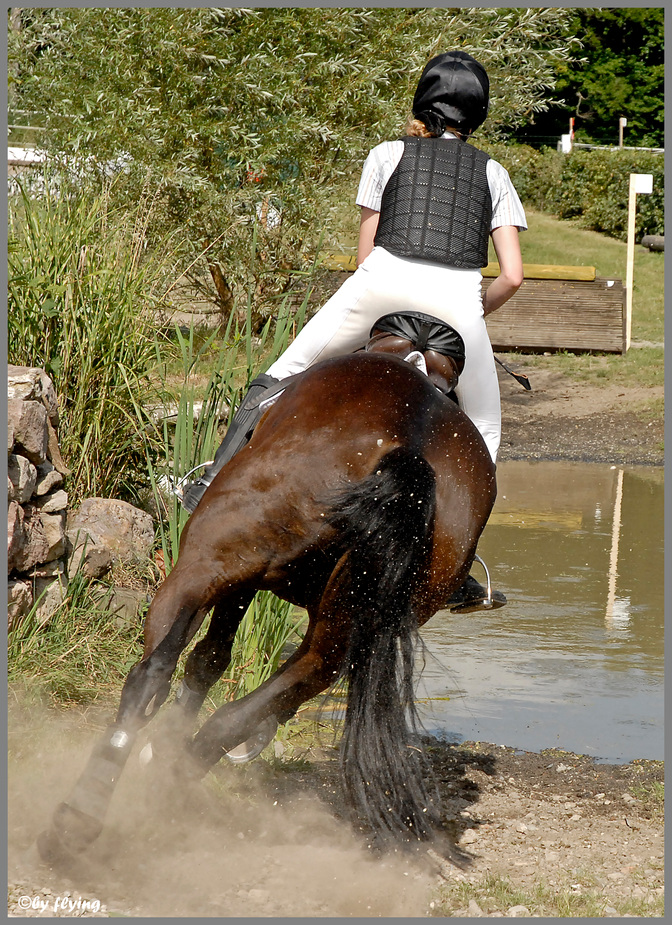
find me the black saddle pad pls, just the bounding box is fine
[370,311,466,368]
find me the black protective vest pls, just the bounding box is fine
[374,137,492,269]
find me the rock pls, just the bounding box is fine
[39,510,67,562]
[8,398,49,465]
[507,905,531,917]
[7,455,38,504]
[7,579,32,629]
[35,462,64,496]
[30,559,67,578]
[7,365,45,404]
[46,418,71,475]
[8,502,66,573]
[33,573,68,623]
[68,541,114,580]
[7,500,26,573]
[467,899,485,916]
[8,365,59,422]
[35,489,68,514]
[8,501,50,574]
[67,498,154,567]
[641,234,664,252]
[106,587,148,625]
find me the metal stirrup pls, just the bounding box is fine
[472,554,494,606]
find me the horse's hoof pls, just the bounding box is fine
[224,715,278,765]
[35,822,84,868]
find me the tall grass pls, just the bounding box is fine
[7,570,143,707]
[8,171,174,501]
[8,172,313,720]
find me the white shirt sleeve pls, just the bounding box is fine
[355,140,404,211]
[487,160,527,232]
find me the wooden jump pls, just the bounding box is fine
[322,255,628,354]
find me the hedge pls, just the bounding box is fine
[482,142,664,242]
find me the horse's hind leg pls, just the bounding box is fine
[185,560,353,775]
[37,560,234,862]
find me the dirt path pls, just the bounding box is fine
[497,361,664,466]
[8,364,664,918]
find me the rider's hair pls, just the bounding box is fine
[405,116,438,138]
[405,116,469,140]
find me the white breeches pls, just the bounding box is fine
[267,246,501,462]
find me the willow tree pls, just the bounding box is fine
[9,7,581,322]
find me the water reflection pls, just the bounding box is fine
[418,461,664,763]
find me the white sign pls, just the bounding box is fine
[632,173,653,195]
[619,117,628,127]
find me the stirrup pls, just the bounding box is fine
[172,461,214,506]
[448,555,507,614]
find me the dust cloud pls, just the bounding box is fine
[8,701,437,917]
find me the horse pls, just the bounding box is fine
[36,328,498,867]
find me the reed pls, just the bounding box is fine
[8,170,174,501]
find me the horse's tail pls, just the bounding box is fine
[327,446,441,845]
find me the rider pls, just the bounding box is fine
[181,52,526,563]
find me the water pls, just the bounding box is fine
[417,460,664,764]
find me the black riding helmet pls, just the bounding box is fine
[412,50,489,136]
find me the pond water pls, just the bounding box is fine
[416,460,664,764]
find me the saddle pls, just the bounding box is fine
[365,311,466,397]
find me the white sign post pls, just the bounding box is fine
[625,173,653,351]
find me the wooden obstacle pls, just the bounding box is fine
[321,255,628,354]
[481,263,627,355]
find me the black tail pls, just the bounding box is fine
[327,446,441,845]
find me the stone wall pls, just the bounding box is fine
[7,365,156,629]
[7,366,70,626]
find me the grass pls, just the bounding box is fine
[431,869,664,918]
[630,779,665,818]
[7,172,175,502]
[7,569,144,707]
[516,209,664,346]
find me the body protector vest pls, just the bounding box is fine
[374,137,492,269]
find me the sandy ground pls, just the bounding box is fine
[8,363,664,918]
[496,360,664,466]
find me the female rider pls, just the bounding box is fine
[181,51,526,530]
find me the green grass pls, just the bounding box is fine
[630,779,665,818]
[432,869,664,918]
[8,172,175,502]
[7,570,144,707]
[515,209,664,345]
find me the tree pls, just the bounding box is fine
[514,7,664,149]
[9,7,581,322]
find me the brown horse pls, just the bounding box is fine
[37,346,497,865]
